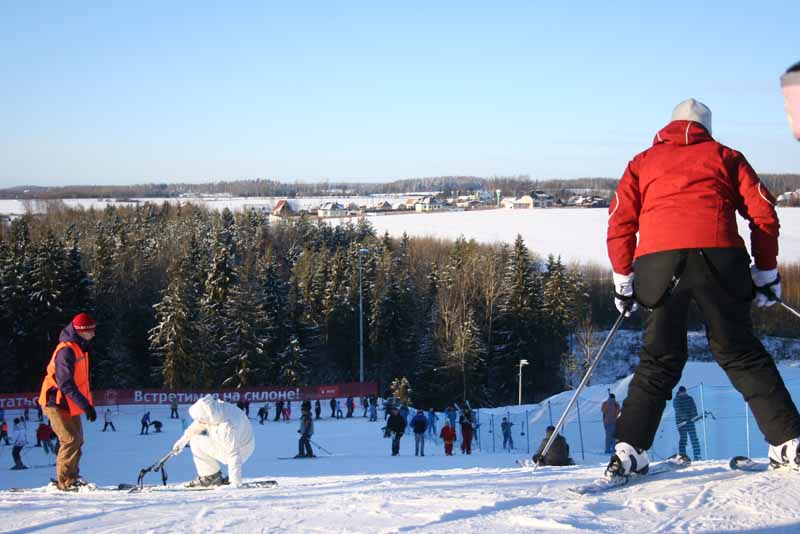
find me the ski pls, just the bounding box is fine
[277,456,318,460]
[124,479,278,493]
[569,457,691,495]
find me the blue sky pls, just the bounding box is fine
[1,1,798,187]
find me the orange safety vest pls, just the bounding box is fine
[39,341,93,416]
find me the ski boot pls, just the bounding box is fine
[768,437,800,469]
[605,442,650,482]
[185,470,225,488]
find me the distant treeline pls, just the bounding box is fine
[4,174,798,202]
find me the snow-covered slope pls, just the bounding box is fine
[3,361,800,533]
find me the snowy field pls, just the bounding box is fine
[3,198,799,266]
[4,361,800,533]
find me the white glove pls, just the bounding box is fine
[172,435,190,454]
[613,272,638,316]
[751,267,781,307]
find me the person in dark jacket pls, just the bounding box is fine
[329,398,336,418]
[411,410,428,456]
[385,406,407,456]
[274,400,284,422]
[533,426,573,466]
[601,392,620,454]
[314,399,321,420]
[140,411,151,435]
[346,397,355,418]
[301,399,312,413]
[257,404,269,425]
[170,399,179,419]
[38,313,98,491]
[459,410,474,455]
[673,386,701,460]
[296,408,315,458]
[501,417,514,450]
[606,99,800,478]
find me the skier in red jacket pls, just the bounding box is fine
[439,420,456,456]
[605,99,800,480]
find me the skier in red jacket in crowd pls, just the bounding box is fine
[605,99,800,480]
[439,420,456,456]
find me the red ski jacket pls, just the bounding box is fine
[607,121,779,275]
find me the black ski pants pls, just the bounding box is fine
[616,248,800,450]
[678,422,701,459]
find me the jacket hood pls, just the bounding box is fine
[653,120,713,147]
[189,394,226,425]
[59,323,91,351]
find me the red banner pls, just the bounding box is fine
[0,382,378,409]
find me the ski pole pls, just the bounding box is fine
[309,439,333,455]
[533,310,628,472]
[758,287,800,320]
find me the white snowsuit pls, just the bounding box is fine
[173,395,255,486]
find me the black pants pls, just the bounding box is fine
[678,422,702,459]
[391,433,402,455]
[170,408,178,419]
[102,422,116,432]
[298,436,313,457]
[141,423,149,434]
[12,445,24,467]
[616,248,800,449]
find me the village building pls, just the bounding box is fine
[318,202,347,218]
[415,196,446,212]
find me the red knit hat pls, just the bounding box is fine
[72,313,97,332]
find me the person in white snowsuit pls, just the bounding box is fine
[171,395,255,487]
[11,418,28,470]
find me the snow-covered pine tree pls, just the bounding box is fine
[199,241,238,386]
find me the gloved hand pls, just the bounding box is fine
[613,272,638,316]
[751,267,781,307]
[85,405,97,422]
[172,435,190,454]
[532,454,544,465]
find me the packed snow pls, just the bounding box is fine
[4,360,800,533]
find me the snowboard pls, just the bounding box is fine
[729,455,771,473]
[123,479,278,492]
[570,456,691,495]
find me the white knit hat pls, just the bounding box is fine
[671,98,712,134]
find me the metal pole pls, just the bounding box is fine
[358,253,364,383]
[745,399,751,458]
[699,383,708,460]
[779,301,800,320]
[518,363,523,405]
[533,311,627,471]
[576,395,585,461]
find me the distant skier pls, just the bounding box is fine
[275,400,284,422]
[533,426,573,466]
[38,313,98,491]
[459,410,474,455]
[296,407,315,458]
[336,401,344,419]
[426,409,438,439]
[314,399,321,420]
[445,405,457,429]
[369,401,378,422]
[102,408,116,432]
[37,422,54,455]
[301,399,312,414]
[140,411,151,435]
[172,394,255,488]
[384,406,407,456]
[329,398,336,418]
[674,386,701,460]
[439,420,456,456]
[258,404,269,425]
[362,396,369,418]
[601,393,620,454]
[151,420,163,433]
[346,397,354,418]
[282,401,291,421]
[411,410,428,456]
[501,417,514,450]
[11,418,28,470]
[0,420,9,445]
[170,399,179,419]
[606,98,800,479]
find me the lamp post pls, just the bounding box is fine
[358,248,369,383]
[518,359,529,405]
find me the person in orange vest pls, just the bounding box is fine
[39,313,98,491]
[439,420,456,456]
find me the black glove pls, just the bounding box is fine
[532,454,544,465]
[85,405,97,422]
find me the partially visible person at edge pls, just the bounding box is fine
[38,313,98,491]
[782,61,800,141]
[605,99,800,479]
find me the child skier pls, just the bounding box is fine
[440,420,456,456]
[11,418,28,470]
